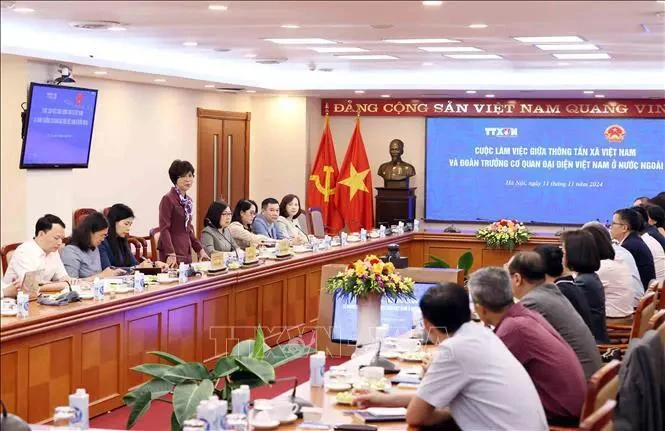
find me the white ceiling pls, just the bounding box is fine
[2,0,665,97]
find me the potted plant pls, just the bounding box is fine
[424,251,474,285]
[325,255,415,346]
[476,219,530,251]
[123,327,314,431]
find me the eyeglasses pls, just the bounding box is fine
[222,212,232,217]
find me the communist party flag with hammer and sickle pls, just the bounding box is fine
[307,115,344,234]
[335,116,374,232]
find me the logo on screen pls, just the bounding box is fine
[485,127,518,137]
[604,125,625,143]
[46,92,57,100]
[75,93,83,105]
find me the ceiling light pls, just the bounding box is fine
[553,53,611,60]
[513,36,584,43]
[535,44,599,51]
[355,90,365,94]
[468,23,488,29]
[337,54,398,60]
[594,94,606,98]
[183,41,198,47]
[246,90,257,93]
[583,90,594,94]
[244,53,257,58]
[310,47,368,53]
[384,38,459,44]
[204,84,215,88]
[445,54,502,59]
[93,70,107,75]
[381,94,390,98]
[422,62,434,66]
[422,1,444,5]
[281,24,300,29]
[208,4,228,11]
[265,38,336,45]
[154,78,166,83]
[465,90,477,94]
[485,94,496,98]
[419,46,482,52]
[108,26,127,32]
[13,7,35,13]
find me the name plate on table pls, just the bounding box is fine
[245,246,258,263]
[276,239,290,256]
[210,252,226,270]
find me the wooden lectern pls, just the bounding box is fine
[375,187,416,227]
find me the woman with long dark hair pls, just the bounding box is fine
[227,199,271,249]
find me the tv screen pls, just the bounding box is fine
[330,282,437,344]
[20,82,98,169]
[425,117,665,225]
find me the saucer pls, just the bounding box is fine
[252,419,280,429]
[347,237,361,243]
[243,260,260,267]
[114,286,134,293]
[78,291,94,300]
[380,351,399,359]
[275,253,293,260]
[326,382,352,392]
[279,414,298,424]
[1,308,17,316]
[157,277,179,284]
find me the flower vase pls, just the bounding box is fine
[356,293,382,347]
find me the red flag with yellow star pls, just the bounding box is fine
[307,116,344,234]
[335,116,374,231]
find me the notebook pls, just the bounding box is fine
[353,408,406,423]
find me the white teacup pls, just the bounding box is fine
[1,298,16,309]
[253,410,274,424]
[253,399,272,411]
[270,401,297,421]
[397,338,422,353]
[157,273,171,283]
[301,407,323,422]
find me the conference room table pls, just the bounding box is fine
[0,230,559,424]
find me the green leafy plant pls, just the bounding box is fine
[424,251,474,283]
[123,327,314,431]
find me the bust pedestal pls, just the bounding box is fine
[375,187,416,228]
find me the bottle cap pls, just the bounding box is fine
[75,388,87,395]
[240,384,249,390]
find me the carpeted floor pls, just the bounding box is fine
[90,333,348,430]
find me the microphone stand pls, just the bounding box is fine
[269,376,314,415]
[356,340,399,374]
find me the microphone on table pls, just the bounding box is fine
[220,230,240,261]
[269,376,314,415]
[295,224,312,245]
[355,340,400,374]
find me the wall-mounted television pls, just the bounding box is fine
[20,82,98,169]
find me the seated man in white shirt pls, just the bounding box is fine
[2,214,71,295]
[0,279,21,298]
[353,283,547,430]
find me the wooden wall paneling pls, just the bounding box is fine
[202,290,232,367]
[27,336,74,423]
[481,248,515,268]
[125,304,165,390]
[79,314,124,416]
[306,269,322,326]
[166,301,199,363]
[0,349,20,416]
[233,283,260,344]
[286,272,307,337]
[259,279,284,346]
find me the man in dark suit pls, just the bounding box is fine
[632,205,665,252]
[610,208,655,289]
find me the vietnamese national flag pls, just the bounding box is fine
[307,116,344,234]
[335,116,374,232]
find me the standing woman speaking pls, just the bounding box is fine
[158,160,209,267]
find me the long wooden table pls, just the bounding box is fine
[0,231,559,423]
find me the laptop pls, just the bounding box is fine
[21,269,44,297]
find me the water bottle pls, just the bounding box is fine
[360,228,367,242]
[309,351,325,387]
[413,219,420,232]
[397,221,405,234]
[178,262,189,284]
[379,225,386,238]
[196,400,212,431]
[215,399,228,430]
[224,413,248,431]
[17,291,29,318]
[340,232,348,246]
[231,385,250,414]
[133,271,145,293]
[92,278,104,301]
[68,388,89,429]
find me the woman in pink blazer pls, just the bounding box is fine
[158,160,209,267]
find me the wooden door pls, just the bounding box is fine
[196,109,250,232]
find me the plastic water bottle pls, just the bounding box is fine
[17,291,29,318]
[309,351,325,387]
[215,399,228,430]
[413,219,420,232]
[231,385,250,415]
[379,225,386,238]
[398,221,405,234]
[133,271,145,293]
[68,388,89,429]
[360,228,367,242]
[92,278,104,301]
[178,262,188,284]
[340,232,348,246]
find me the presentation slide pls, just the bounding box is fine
[425,117,665,225]
[331,282,435,343]
[22,84,98,167]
